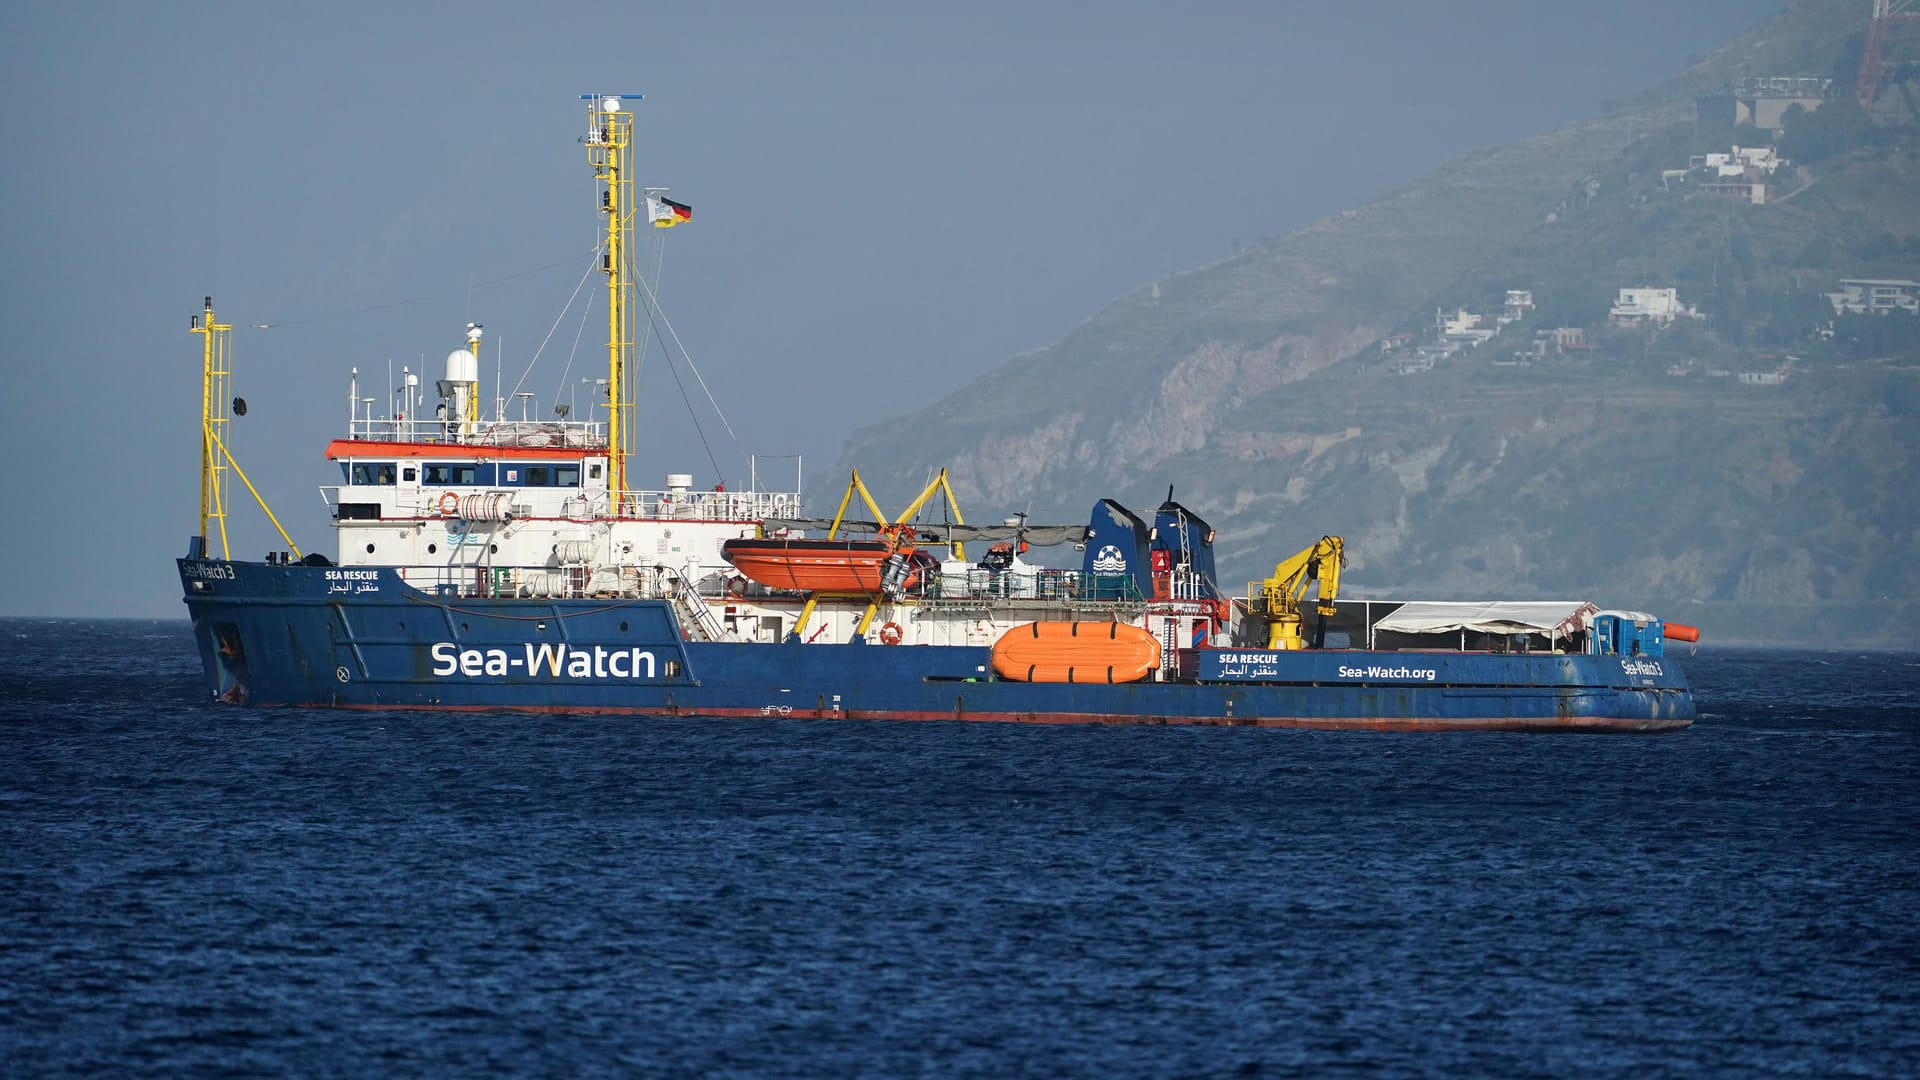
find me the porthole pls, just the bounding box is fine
[428,543,438,554]
[366,543,376,554]
[490,544,498,554]
[619,621,629,632]
[460,622,469,633]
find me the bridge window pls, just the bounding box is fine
[423,463,483,485]
[496,464,576,486]
[350,463,397,485]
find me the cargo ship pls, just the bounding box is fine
[177,95,1696,732]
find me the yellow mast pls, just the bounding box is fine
[583,93,640,510]
[460,322,482,437]
[187,295,305,562]
[190,296,233,558]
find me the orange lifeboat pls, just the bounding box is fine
[991,621,1162,684]
[722,538,931,593]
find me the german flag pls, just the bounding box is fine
[651,196,693,228]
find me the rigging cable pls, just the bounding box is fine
[624,247,748,465]
[627,232,669,390]
[500,249,603,407]
[550,286,600,421]
[624,247,730,485]
[246,251,593,331]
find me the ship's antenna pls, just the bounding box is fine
[583,92,644,511]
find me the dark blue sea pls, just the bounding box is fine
[2,619,1915,1077]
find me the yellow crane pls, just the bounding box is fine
[1247,536,1343,650]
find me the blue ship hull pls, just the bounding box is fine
[180,558,1694,732]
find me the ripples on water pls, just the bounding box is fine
[2,619,1915,1076]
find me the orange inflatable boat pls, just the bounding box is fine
[991,621,1162,684]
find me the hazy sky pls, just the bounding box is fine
[0,0,1782,617]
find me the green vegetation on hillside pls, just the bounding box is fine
[839,0,1920,646]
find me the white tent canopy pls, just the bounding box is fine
[1370,601,1598,637]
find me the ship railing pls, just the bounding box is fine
[913,568,1145,605]
[321,485,804,524]
[609,488,804,523]
[348,417,609,449]
[1155,572,1215,601]
[667,566,1149,611]
[379,561,1151,608]
[390,562,672,602]
[666,561,728,641]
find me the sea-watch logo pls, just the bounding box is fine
[431,642,659,679]
[1091,545,1127,573]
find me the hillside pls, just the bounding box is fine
[835,0,1919,647]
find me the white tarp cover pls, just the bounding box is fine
[1370,601,1597,637]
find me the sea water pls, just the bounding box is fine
[2,619,1915,1076]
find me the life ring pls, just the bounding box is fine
[878,621,904,646]
[726,575,749,598]
[437,491,461,516]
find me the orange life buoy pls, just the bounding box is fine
[726,575,748,598]
[437,491,461,516]
[878,620,904,645]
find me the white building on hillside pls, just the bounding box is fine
[1826,278,1920,316]
[1438,307,1498,348]
[1730,76,1830,130]
[1609,287,1698,327]
[1689,146,1787,178]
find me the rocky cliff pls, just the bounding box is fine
[836,0,1917,646]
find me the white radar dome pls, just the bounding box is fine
[444,349,479,383]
